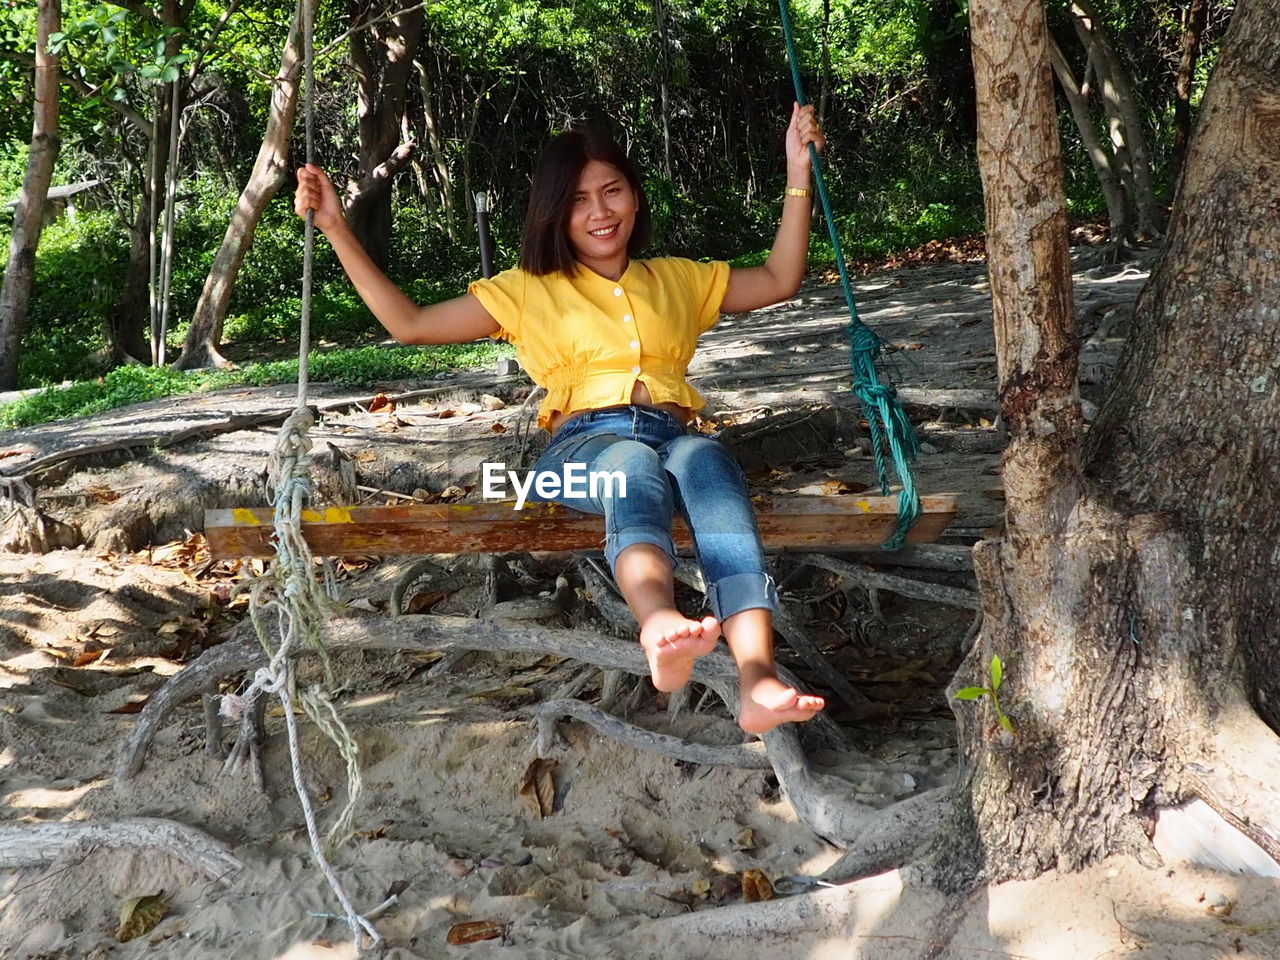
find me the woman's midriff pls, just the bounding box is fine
[548,379,690,434]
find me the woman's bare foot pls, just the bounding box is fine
[737,675,825,734]
[639,610,720,691]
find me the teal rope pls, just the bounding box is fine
[776,0,921,549]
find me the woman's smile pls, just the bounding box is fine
[569,158,637,276]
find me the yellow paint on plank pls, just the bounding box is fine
[300,507,354,523]
[232,508,263,525]
[853,500,872,513]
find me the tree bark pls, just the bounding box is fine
[172,0,306,371]
[1170,0,1210,192]
[0,0,60,390]
[108,204,154,365]
[344,0,423,270]
[1088,0,1280,721]
[953,0,1280,885]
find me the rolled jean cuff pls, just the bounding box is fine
[707,572,778,622]
[605,524,678,570]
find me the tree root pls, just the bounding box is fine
[818,787,951,882]
[0,817,244,884]
[800,553,981,609]
[489,575,573,620]
[114,612,927,848]
[523,698,771,768]
[618,882,856,945]
[773,605,875,714]
[1182,693,1280,865]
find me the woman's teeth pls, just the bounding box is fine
[589,225,618,237]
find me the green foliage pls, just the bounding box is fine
[6,0,1227,399]
[0,342,513,430]
[18,210,127,387]
[954,654,1015,734]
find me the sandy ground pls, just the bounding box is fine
[3,250,1277,959]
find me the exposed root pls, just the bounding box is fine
[800,553,980,609]
[0,817,244,884]
[1183,693,1280,864]
[818,787,952,882]
[618,881,856,945]
[114,612,918,847]
[773,605,875,714]
[488,574,573,620]
[523,698,771,769]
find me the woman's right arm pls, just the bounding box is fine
[295,164,500,345]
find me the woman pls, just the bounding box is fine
[295,103,826,734]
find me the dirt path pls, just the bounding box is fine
[6,250,1262,960]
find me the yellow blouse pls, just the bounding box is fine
[468,257,731,431]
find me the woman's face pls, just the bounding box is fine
[566,159,637,267]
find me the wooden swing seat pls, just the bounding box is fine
[204,493,957,560]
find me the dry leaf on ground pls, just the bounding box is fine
[446,920,503,945]
[742,869,774,903]
[518,757,557,818]
[116,893,166,942]
[107,696,152,715]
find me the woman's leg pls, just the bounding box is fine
[661,435,825,733]
[530,427,718,689]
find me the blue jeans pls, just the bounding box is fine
[529,405,778,622]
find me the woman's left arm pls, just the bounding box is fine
[721,102,825,314]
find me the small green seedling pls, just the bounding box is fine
[954,654,1014,734]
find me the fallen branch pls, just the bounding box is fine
[523,698,771,769]
[0,817,243,884]
[10,409,305,484]
[800,553,981,609]
[2,377,517,487]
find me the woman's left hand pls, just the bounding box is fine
[785,102,826,172]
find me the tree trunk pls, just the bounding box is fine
[1047,34,1132,246]
[1070,0,1165,238]
[108,202,154,366]
[172,0,305,371]
[1170,0,1210,192]
[0,0,60,390]
[655,0,673,181]
[344,0,423,270]
[414,46,456,242]
[951,0,1280,885]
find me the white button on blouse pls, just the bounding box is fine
[613,287,623,297]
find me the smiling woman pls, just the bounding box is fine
[294,103,830,734]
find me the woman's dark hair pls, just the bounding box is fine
[521,128,652,276]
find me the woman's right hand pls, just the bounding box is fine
[294,164,344,234]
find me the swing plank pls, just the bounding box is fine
[204,494,957,559]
